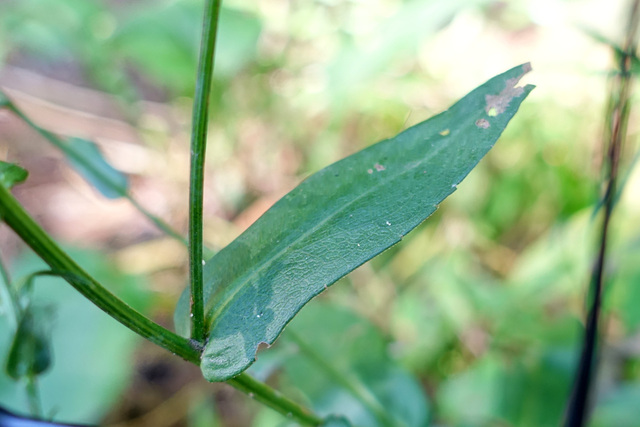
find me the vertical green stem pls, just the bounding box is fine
[189,0,222,343]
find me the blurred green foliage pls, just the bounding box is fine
[2,0,640,425]
[0,250,150,424]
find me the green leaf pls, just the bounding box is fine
[0,248,149,424]
[5,308,51,380]
[326,0,486,102]
[590,383,640,427]
[0,92,9,108]
[0,161,28,189]
[64,138,129,199]
[175,63,534,382]
[214,7,261,78]
[113,4,261,94]
[281,303,429,427]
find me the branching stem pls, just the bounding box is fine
[0,184,202,365]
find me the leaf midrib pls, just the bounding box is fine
[204,113,475,331]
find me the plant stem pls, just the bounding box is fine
[565,1,639,425]
[229,373,323,426]
[25,375,42,418]
[0,184,324,426]
[126,195,189,246]
[0,184,202,365]
[288,331,398,427]
[188,0,222,343]
[0,96,189,249]
[0,252,20,330]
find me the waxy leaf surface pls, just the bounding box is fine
[176,64,534,381]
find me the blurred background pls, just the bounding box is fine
[1,0,640,425]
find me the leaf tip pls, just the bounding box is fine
[484,63,533,116]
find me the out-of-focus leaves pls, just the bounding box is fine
[64,138,128,199]
[0,0,104,60]
[590,383,640,427]
[250,303,429,427]
[0,92,9,108]
[188,393,221,427]
[607,240,640,330]
[284,303,429,427]
[174,63,533,382]
[214,7,262,78]
[581,27,640,75]
[0,161,28,189]
[437,356,501,423]
[0,90,126,198]
[326,0,486,102]
[0,249,149,424]
[5,309,51,380]
[0,0,260,98]
[0,406,88,427]
[113,1,261,94]
[437,349,574,426]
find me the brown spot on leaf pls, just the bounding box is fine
[374,163,386,171]
[255,341,271,358]
[475,118,490,129]
[439,129,450,136]
[485,62,531,115]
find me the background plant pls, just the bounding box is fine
[0,0,639,426]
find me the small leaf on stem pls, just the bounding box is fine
[6,308,52,380]
[0,161,28,189]
[65,138,129,199]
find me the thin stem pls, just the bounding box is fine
[0,184,202,365]
[1,96,189,249]
[228,373,323,426]
[287,331,398,427]
[0,184,323,425]
[126,195,189,246]
[565,1,639,425]
[127,195,215,259]
[6,102,67,154]
[0,252,20,330]
[188,0,222,343]
[25,375,42,418]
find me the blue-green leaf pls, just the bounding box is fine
[64,138,129,199]
[176,63,534,382]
